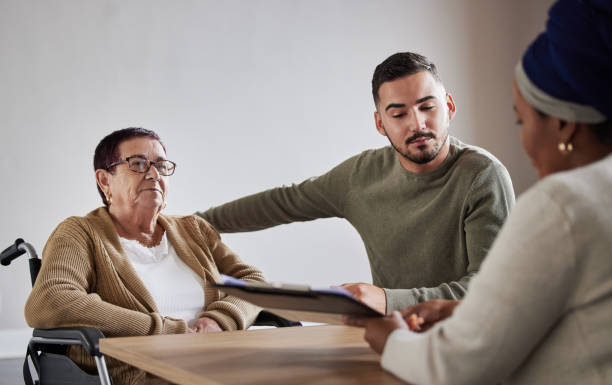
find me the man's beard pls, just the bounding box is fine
[385,129,449,164]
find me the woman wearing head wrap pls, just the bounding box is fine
[346,1,612,384]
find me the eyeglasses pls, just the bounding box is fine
[106,156,177,176]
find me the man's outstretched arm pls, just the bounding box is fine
[197,155,357,232]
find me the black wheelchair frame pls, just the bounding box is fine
[2,238,300,385]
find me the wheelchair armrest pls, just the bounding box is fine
[32,327,105,357]
[253,310,302,327]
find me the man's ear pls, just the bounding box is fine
[95,169,111,198]
[374,111,387,137]
[446,93,456,121]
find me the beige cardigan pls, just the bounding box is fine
[25,207,265,385]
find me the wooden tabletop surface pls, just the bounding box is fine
[99,325,407,385]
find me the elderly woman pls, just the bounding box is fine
[347,1,612,384]
[25,128,265,384]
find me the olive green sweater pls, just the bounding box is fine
[197,137,515,312]
[25,207,264,385]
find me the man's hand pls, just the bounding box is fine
[188,317,223,333]
[344,311,408,354]
[401,299,459,332]
[340,282,386,314]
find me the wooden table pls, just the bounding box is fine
[99,325,406,385]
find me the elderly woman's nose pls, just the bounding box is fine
[145,163,161,179]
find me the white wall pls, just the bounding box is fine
[0,0,553,345]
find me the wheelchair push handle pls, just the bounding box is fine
[1,238,41,286]
[1,238,26,266]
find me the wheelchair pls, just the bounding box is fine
[1,238,300,385]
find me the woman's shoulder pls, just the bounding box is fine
[50,208,95,233]
[162,213,210,227]
[45,207,110,243]
[534,154,612,207]
[160,213,220,240]
[42,210,98,254]
[515,155,612,242]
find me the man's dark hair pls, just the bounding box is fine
[93,127,166,206]
[372,52,442,107]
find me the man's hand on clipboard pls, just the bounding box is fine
[338,282,386,315]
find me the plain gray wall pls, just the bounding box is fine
[0,0,553,333]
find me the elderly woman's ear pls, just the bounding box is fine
[95,169,112,204]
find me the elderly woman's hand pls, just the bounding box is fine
[401,299,460,332]
[188,317,222,333]
[345,311,408,354]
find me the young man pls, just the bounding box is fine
[198,52,515,314]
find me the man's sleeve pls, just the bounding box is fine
[384,162,515,311]
[196,156,356,233]
[383,273,476,311]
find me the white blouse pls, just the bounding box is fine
[119,232,205,325]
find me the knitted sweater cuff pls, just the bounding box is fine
[162,317,188,334]
[383,288,419,313]
[199,310,239,331]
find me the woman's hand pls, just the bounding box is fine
[345,311,408,354]
[401,299,460,332]
[188,317,223,333]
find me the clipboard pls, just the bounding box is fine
[212,275,384,318]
